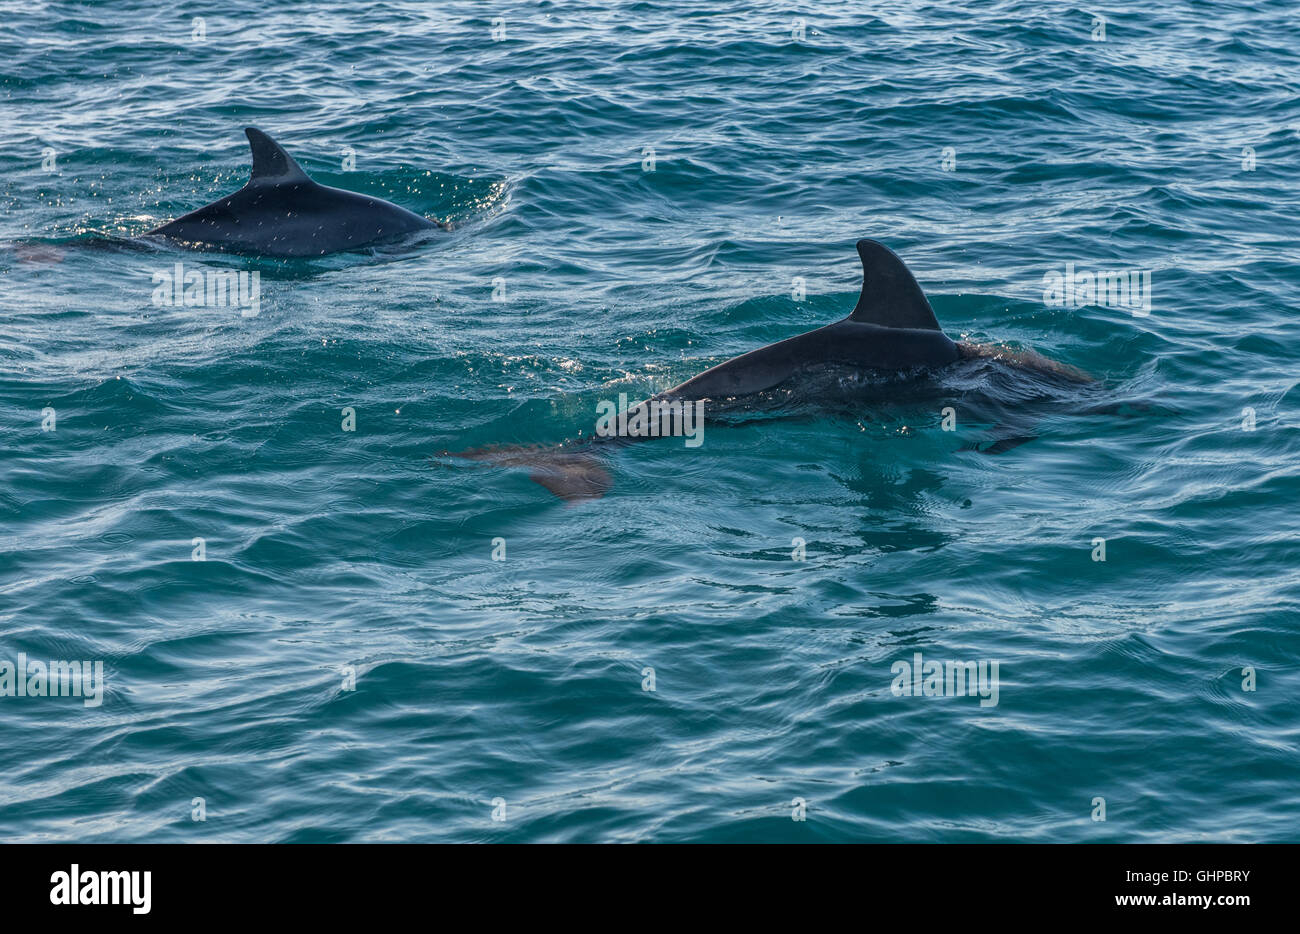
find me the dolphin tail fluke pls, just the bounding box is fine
[244,127,312,184]
[443,444,613,503]
[848,239,942,331]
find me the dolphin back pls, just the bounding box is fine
[146,127,437,256]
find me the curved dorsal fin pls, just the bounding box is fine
[848,239,942,330]
[244,127,311,184]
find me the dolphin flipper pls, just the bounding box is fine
[960,433,1038,455]
[959,409,1040,455]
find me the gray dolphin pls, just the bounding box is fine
[146,128,441,257]
[452,239,1093,500]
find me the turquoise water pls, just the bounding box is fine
[2,0,1298,842]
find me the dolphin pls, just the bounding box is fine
[450,239,1094,501]
[145,128,442,257]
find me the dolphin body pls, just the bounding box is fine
[659,240,963,401]
[145,128,440,257]
[454,239,1093,501]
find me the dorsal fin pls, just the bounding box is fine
[847,239,942,330]
[244,127,311,184]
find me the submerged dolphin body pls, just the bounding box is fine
[453,239,1094,501]
[146,128,441,257]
